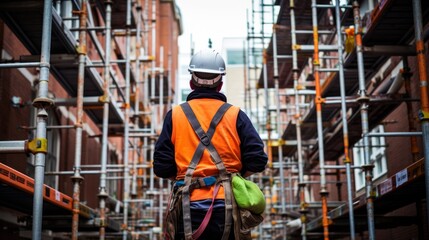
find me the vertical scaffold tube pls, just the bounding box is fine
[159,46,164,117]
[150,0,157,100]
[158,46,165,234]
[352,2,371,240]
[147,0,157,219]
[259,0,267,136]
[402,58,420,161]
[310,1,329,239]
[272,25,286,214]
[32,1,53,240]
[244,38,249,114]
[98,1,112,239]
[122,0,132,239]
[143,0,150,109]
[168,52,172,111]
[290,1,307,239]
[262,51,272,162]
[142,0,150,190]
[334,1,357,239]
[159,179,164,233]
[262,49,274,235]
[131,3,143,229]
[412,0,429,227]
[272,25,287,239]
[71,1,87,239]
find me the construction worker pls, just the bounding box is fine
[345,25,355,54]
[154,49,268,239]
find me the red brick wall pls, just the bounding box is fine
[0,22,34,172]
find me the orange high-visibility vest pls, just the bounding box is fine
[171,98,242,201]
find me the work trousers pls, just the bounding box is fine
[174,205,234,240]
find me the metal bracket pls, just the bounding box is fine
[27,138,48,154]
[418,109,429,120]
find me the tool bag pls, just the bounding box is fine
[231,174,266,215]
[163,102,263,240]
[164,182,183,240]
[231,174,265,237]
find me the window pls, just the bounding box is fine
[108,151,119,198]
[248,52,263,68]
[45,115,61,189]
[353,125,387,190]
[181,88,192,102]
[226,50,245,65]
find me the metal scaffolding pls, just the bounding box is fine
[246,0,429,239]
[0,0,179,239]
[2,0,429,239]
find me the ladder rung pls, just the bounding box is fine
[278,89,316,95]
[295,44,340,51]
[294,30,333,34]
[129,129,152,133]
[276,55,293,59]
[320,56,339,59]
[314,4,352,9]
[134,111,152,116]
[318,68,340,72]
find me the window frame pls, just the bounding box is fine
[353,125,388,190]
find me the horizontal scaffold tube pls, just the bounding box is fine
[0,140,27,153]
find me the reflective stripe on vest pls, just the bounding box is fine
[172,98,242,201]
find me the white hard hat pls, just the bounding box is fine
[188,49,226,87]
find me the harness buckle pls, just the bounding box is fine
[200,134,210,146]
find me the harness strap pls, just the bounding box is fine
[175,176,217,189]
[231,173,241,239]
[219,173,234,240]
[192,183,221,239]
[180,102,234,240]
[199,143,234,240]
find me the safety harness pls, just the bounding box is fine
[179,102,239,240]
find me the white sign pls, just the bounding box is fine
[396,169,408,187]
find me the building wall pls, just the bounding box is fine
[0,22,34,172]
[224,66,246,108]
[0,1,182,237]
[160,1,181,94]
[0,21,106,209]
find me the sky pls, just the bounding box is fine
[175,0,252,53]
